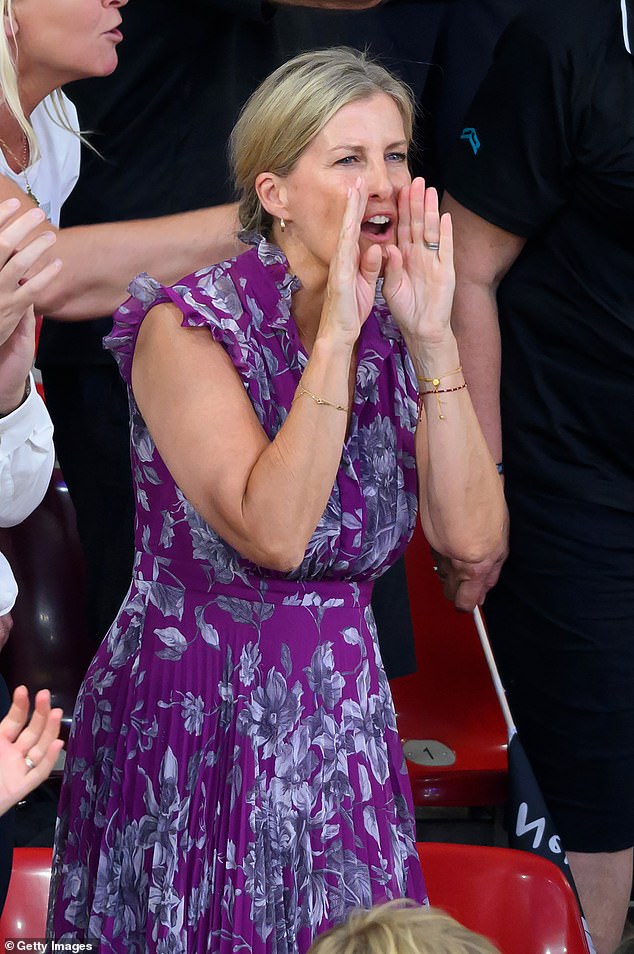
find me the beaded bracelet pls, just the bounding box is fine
[294,383,348,413]
[418,381,468,420]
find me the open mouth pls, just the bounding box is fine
[360,214,393,238]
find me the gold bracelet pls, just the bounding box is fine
[418,381,468,420]
[416,365,463,388]
[294,383,348,413]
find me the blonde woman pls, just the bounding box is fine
[0,0,242,320]
[308,901,501,954]
[49,49,506,952]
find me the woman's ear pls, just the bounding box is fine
[255,172,289,224]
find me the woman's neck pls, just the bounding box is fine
[0,71,52,168]
[289,277,329,355]
[0,107,31,173]
[275,234,329,354]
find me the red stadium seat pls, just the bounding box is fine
[0,469,92,741]
[390,524,507,807]
[0,847,52,941]
[417,841,591,954]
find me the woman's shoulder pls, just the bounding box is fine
[105,238,297,384]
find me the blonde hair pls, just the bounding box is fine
[229,47,415,237]
[308,902,501,954]
[0,0,79,164]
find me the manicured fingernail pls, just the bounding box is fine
[27,207,45,221]
[41,231,56,243]
[5,198,20,210]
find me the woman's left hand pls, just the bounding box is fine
[382,178,455,344]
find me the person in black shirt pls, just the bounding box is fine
[441,2,634,951]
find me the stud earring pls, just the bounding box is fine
[280,218,286,232]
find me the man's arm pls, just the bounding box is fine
[442,194,525,458]
[0,171,242,320]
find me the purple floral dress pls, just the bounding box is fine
[48,236,427,953]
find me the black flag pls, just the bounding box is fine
[473,610,596,954]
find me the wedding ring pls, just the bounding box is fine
[424,241,440,251]
[24,755,35,771]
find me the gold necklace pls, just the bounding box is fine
[0,131,39,207]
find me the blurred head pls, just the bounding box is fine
[307,902,501,954]
[230,47,415,254]
[0,0,126,158]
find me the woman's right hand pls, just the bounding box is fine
[317,178,383,349]
[0,199,62,414]
[0,199,61,348]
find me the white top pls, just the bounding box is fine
[0,93,77,615]
[0,374,55,614]
[0,91,80,226]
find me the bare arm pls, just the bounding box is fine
[133,314,353,572]
[132,183,381,573]
[382,181,506,566]
[432,193,525,608]
[0,173,241,321]
[441,193,526,458]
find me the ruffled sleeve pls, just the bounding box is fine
[104,263,257,386]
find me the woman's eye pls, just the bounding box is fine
[386,152,407,163]
[335,155,359,165]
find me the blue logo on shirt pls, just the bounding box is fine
[460,127,481,155]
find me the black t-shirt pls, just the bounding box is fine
[445,0,634,512]
[38,0,280,367]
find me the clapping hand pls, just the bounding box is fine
[0,685,63,816]
[0,198,61,414]
[319,177,383,348]
[382,178,455,345]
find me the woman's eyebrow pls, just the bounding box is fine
[327,139,408,153]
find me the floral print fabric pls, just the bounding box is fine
[48,237,426,952]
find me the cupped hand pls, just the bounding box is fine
[318,178,383,349]
[0,685,64,816]
[382,178,455,344]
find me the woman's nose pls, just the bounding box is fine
[366,161,392,199]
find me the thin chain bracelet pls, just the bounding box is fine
[416,365,463,390]
[294,383,348,413]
